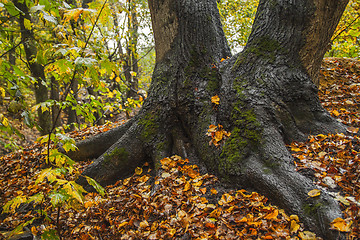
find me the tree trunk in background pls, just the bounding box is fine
[67,80,79,131]
[13,0,51,135]
[125,0,139,99]
[50,76,61,128]
[69,0,349,239]
[8,34,16,66]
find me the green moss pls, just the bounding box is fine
[206,68,221,92]
[219,84,262,174]
[138,111,160,142]
[103,147,129,166]
[263,157,280,170]
[303,202,323,216]
[184,48,220,93]
[234,36,284,70]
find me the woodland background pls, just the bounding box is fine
[0,0,359,239]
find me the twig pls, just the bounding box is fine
[331,15,360,44]
[46,0,108,161]
[0,40,24,59]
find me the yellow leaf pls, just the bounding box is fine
[318,151,327,158]
[290,215,299,222]
[330,218,352,232]
[135,167,143,175]
[118,221,128,228]
[2,117,9,127]
[161,172,171,178]
[207,124,217,133]
[139,220,149,228]
[332,110,340,116]
[307,189,321,197]
[110,72,115,79]
[290,220,300,233]
[264,209,278,220]
[298,231,317,240]
[192,180,203,187]
[218,193,234,205]
[211,95,220,105]
[24,18,32,30]
[214,130,223,143]
[211,188,218,195]
[291,146,302,152]
[184,182,191,191]
[0,87,5,98]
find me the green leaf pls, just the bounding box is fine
[13,65,25,76]
[63,181,86,204]
[4,2,24,16]
[3,195,27,213]
[41,229,60,240]
[85,176,106,196]
[30,4,45,13]
[35,168,60,184]
[49,191,69,207]
[74,57,97,67]
[21,111,34,128]
[27,192,44,205]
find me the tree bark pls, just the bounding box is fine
[125,0,140,99]
[14,0,51,135]
[70,0,349,239]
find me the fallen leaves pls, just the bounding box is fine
[207,124,231,146]
[1,153,318,239]
[307,189,321,198]
[330,218,353,232]
[211,95,220,105]
[287,58,360,239]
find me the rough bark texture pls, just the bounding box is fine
[14,0,51,135]
[70,0,350,239]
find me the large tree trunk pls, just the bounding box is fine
[70,0,349,239]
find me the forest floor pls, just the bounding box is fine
[0,57,359,239]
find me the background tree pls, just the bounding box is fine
[327,0,360,58]
[0,0,152,150]
[68,0,350,239]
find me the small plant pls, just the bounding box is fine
[2,133,105,239]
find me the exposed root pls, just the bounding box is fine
[66,119,134,161]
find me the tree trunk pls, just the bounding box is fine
[125,0,140,99]
[14,0,51,135]
[67,80,79,132]
[70,0,349,239]
[50,76,62,128]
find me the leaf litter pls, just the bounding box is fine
[0,58,359,239]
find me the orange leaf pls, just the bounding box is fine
[211,95,220,105]
[330,218,352,232]
[307,189,321,197]
[210,188,218,195]
[264,209,278,220]
[205,222,216,229]
[290,220,300,233]
[135,167,143,175]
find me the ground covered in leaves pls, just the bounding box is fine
[0,58,359,239]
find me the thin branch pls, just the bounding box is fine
[47,0,108,159]
[331,15,360,43]
[0,40,24,59]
